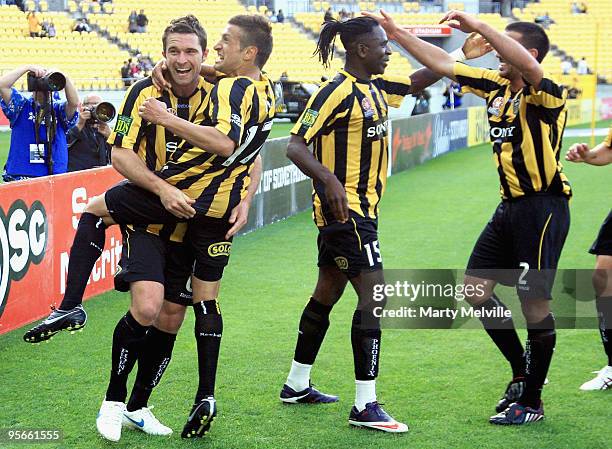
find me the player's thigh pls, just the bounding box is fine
[187,215,232,301]
[105,180,180,225]
[462,274,497,306]
[349,268,385,309]
[317,212,382,282]
[312,266,349,306]
[466,202,514,288]
[84,194,115,225]
[511,195,570,301]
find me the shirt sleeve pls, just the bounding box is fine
[0,88,27,125]
[208,77,252,145]
[290,82,349,145]
[107,80,152,149]
[374,74,412,108]
[55,101,78,130]
[525,78,567,110]
[453,62,508,99]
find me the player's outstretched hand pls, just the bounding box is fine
[440,10,482,34]
[565,143,591,162]
[325,177,349,223]
[151,59,172,92]
[362,10,400,41]
[462,32,492,59]
[139,98,170,125]
[226,199,250,239]
[159,183,196,219]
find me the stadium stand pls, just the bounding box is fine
[514,0,612,82]
[0,4,130,90]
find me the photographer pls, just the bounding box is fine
[0,65,78,181]
[67,95,113,172]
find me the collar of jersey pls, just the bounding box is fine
[340,69,372,85]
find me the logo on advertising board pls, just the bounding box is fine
[433,112,468,157]
[0,200,48,318]
[391,122,433,164]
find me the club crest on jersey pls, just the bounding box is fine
[208,242,232,257]
[334,256,349,270]
[488,96,505,117]
[167,107,177,116]
[301,109,319,127]
[361,97,374,118]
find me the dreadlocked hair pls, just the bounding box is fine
[314,17,379,68]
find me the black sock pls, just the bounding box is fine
[351,310,381,381]
[477,295,525,378]
[520,313,556,409]
[60,212,107,310]
[293,298,333,365]
[126,327,177,412]
[194,300,223,402]
[596,297,612,366]
[105,311,149,402]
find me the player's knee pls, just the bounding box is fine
[154,302,186,333]
[463,275,495,306]
[521,299,551,324]
[592,257,612,296]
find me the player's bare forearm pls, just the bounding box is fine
[474,22,543,87]
[392,29,456,80]
[286,135,336,185]
[245,154,262,202]
[111,147,171,195]
[159,114,234,157]
[409,68,444,94]
[584,143,612,165]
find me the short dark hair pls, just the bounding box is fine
[505,21,549,63]
[162,15,207,52]
[314,17,379,67]
[228,14,273,69]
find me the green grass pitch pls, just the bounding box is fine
[0,121,610,449]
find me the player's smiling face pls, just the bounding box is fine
[163,32,204,89]
[213,24,245,75]
[360,26,391,76]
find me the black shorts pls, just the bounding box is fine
[114,226,194,305]
[589,210,612,256]
[317,211,382,278]
[466,194,570,300]
[106,181,233,281]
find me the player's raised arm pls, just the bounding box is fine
[287,135,349,223]
[440,10,543,88]
[408,32,492,93]
[363,10,457,80]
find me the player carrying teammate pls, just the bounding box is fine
[566,127,612,390]
[365,10,571,425]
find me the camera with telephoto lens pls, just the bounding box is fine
[27,71,66,92]
[85,102,116,125]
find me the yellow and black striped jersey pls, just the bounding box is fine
[291,69,412,227]
[604,125,612,148]
[454,62,571,200]
[157,74,275,218]
[108,76,213,241]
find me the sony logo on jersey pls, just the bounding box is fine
[490,126,516,139]
[166,141,178,152]
[366,122,387,139]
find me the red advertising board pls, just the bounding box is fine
[0,109,8,126]
[404,25,452,37]
[0,167,123,335]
